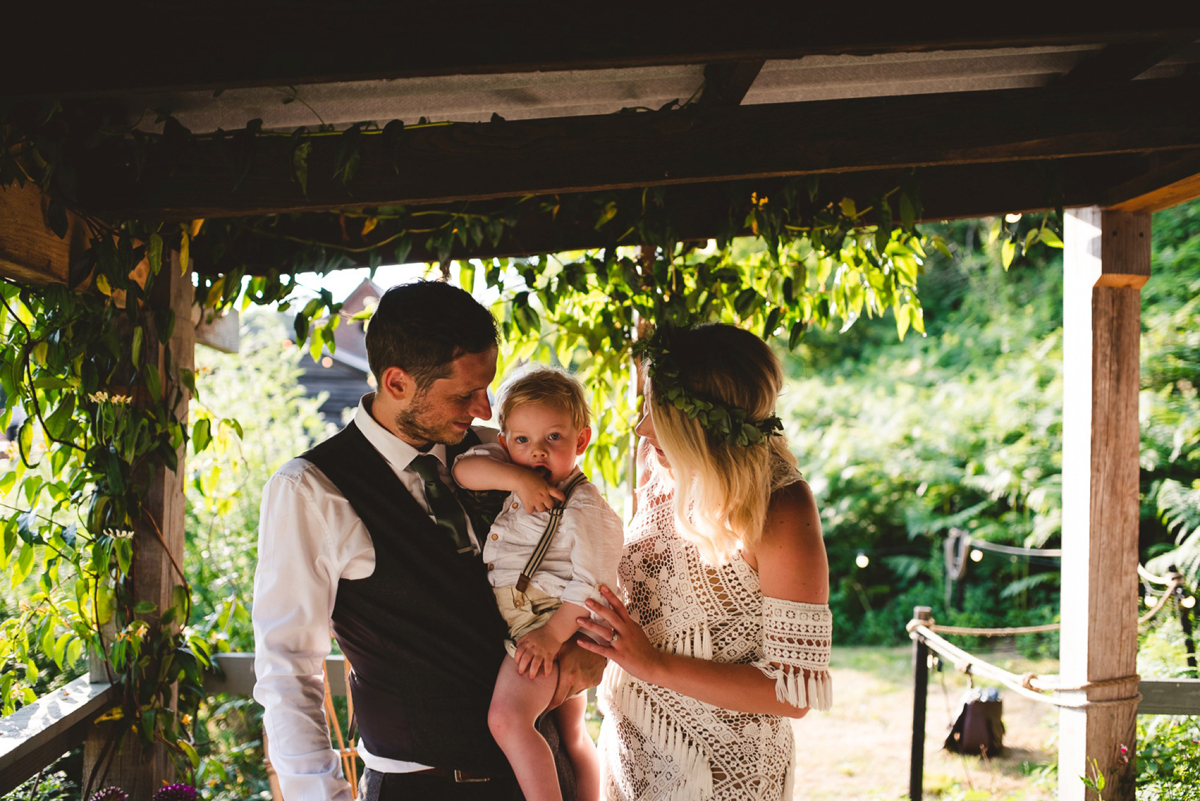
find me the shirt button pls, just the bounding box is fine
[487,563,494,570]
[491,533,499,541]
[511,502,519,509]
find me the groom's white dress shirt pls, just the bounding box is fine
[252,395,496,801]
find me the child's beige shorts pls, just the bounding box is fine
[493,584,562,658]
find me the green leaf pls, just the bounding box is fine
[192,418,212,453]
[733,288,759,317]
[459,262,476,294]
[1039,227,1064,248]
[133,600,157,615]
[179,230,190,275]
[1001,239,1016,270]
[896,303,911,341]
[115,537,132,578]
[899,192,916,232]
[788,321,806,350]
[53,632,71,668]
[932,236,953,259]
[131,326,144,370]
[13,542,34,586]
[147,233,164,274]
[66,638,83,666]
[1024,227,1039,253]
[292,139,311,197]
[762,307,782,339]
[144,362,162,399]
[839,197,857,218]
[178,738,200,770]
[18,418,36,466]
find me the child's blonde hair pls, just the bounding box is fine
[496,365,591,432]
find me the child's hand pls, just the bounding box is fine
[514,626,560,678]
[514,469,566,513]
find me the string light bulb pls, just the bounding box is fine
[855,552,870,569]
[1183,596,1196,610]
[1005,213,1023,223]
[970,549,983,563]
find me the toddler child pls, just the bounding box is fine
[453,365,623,801]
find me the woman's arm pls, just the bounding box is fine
[577,481,830,719]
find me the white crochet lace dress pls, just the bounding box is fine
[598,481,833,801]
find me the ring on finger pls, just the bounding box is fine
[610,631,620,644]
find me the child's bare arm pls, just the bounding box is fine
[453,453,565,512]
[514,601,588,677]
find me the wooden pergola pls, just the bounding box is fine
[3,9,1200,799]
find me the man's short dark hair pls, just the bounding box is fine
[365,280,498,388]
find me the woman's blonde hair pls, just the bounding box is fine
[644,323,799,564]
[496,364,590,433]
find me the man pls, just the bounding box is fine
[253,281,606,800]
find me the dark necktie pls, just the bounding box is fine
[410,454,474,555]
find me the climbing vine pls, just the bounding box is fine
[0,95,1062,787]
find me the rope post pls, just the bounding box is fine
[1176,581,1197,675]
[909,606,933,800]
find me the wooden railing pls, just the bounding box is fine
[0,653,348,796]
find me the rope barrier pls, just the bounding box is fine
[920,572,1186,638]
[907,621,1143,710]
[1139,575,1185,625]
[1139,564,1175,586]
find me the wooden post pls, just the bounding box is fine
[909,606,932,801]
[82,254,194,800]
[1059,208,1149,801]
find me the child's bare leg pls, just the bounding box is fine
[489,655,561,801]
[554,693,599,801]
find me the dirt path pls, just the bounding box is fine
[793,647,1059,800]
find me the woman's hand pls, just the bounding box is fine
[514,469,566,513]
[577,585,666,684]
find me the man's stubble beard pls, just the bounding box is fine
[394,389,467,447]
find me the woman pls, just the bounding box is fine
[577,323,833,800]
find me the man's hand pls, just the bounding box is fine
[514,626,560,678]
[514,469,566,513]
[549,635,607,709]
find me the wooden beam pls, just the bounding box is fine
[188,154,1155,274]
[76,77,1200,221]
[4,6,1197,99]
[0,182,88,286]
[697,60,765,106]
[1059,208,1148,801]
[1106,150,1200,212]
[82,254,195,798]
[1059,38,1198,85]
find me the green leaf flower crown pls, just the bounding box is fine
[635,324,784,447]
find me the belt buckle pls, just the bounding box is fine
[454,769,490,783]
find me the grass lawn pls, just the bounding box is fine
[793,646,1060,800]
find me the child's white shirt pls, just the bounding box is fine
[456,441,624,605]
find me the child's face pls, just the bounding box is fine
[500,402,590,485]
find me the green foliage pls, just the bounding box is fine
[782,217,1065,644]
[183,314,334,800]
[1137,717,1200,800]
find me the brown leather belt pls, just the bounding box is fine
[412,767,495,783]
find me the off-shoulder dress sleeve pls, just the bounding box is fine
[751,596,834,712]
